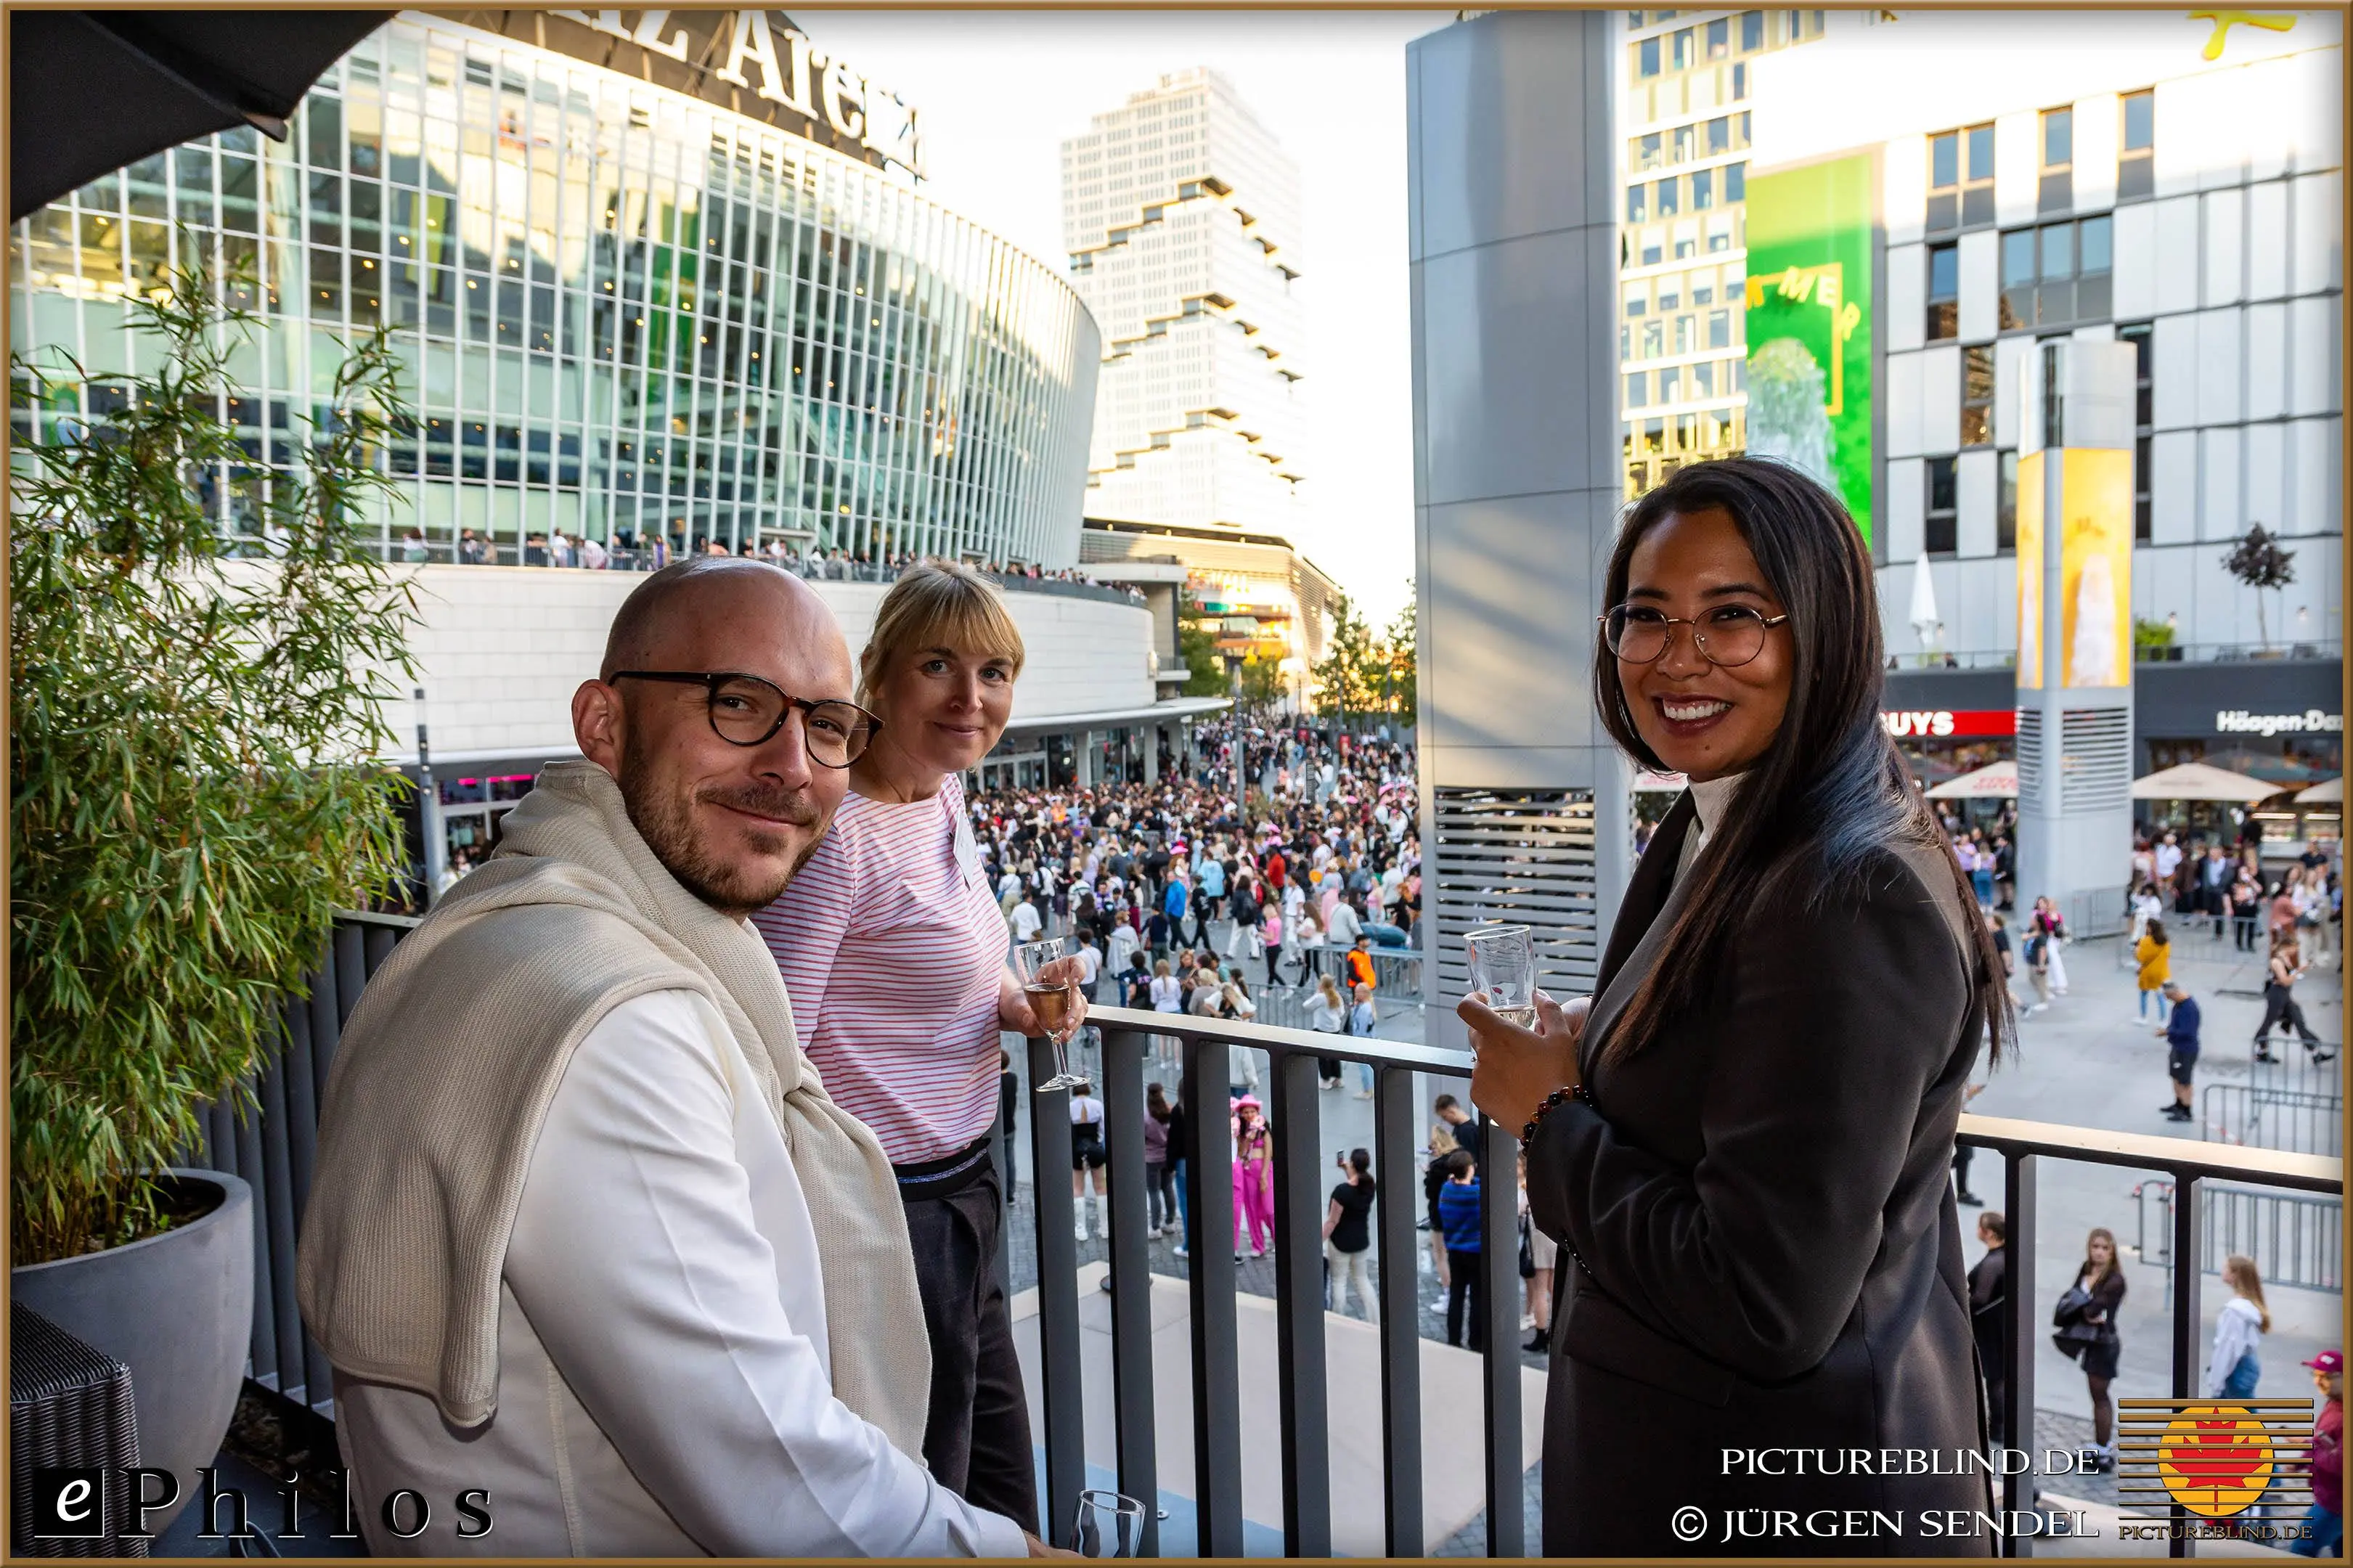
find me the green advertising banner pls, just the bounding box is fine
[1744,152,1876,543]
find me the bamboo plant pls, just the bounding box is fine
[11,254,419,1262]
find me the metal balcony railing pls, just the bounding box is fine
[192,918,2342,1559]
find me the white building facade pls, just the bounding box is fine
[1746,9,2343,663]
[1059,68,1308,535]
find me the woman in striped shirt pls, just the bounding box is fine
[753,560,1082,1535]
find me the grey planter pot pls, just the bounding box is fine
[13,1169,253,1538]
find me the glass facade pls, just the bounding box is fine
[10,15,1099,566]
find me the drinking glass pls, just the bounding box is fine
[1069,1488,1147,1556]
[1465,923,1538,1034]
[1016,937,1085,1093]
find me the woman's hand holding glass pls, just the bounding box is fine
[1010,939,1090,1093]
[1459,990,1591,1133]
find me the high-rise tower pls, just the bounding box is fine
[1060,68,1307,534]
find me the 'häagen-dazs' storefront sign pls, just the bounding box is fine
[2216,709,2346,738]
[444,9,923,179]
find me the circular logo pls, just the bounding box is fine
[2157,1405,2277,1518]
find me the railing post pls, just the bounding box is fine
[1374,1066,1425,1555]
[2002,1150,2037,1557]
[1268,1048,1331,1556]
[2169,1173,2203,1560]
[1026,1034,1085,1545]
[1479,1116,1525,1556]
[1102,1029,1159,1556]
[1182,1037,1244,1555]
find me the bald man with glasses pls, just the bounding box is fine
[301,560,1050,1557]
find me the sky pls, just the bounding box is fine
[799,11,1448,624]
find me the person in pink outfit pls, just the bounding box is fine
[1231,1096,1274,1258]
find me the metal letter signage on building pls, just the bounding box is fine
[2215,709,2347,737]
[545,9,921,178]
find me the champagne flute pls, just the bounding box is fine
[1069,1488,1146,1556]
[1465,923,1538,1035]
[1016,937,1085,1093]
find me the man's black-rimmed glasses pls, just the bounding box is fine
[608,671,880,767]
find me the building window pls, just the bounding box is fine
[1732,60,1748,100]
[1706,17,1729,57]
[1627,183,1647,224]
[1636,36,1661,78]
[1962,344,1994,446]
[1927,242,1959,340]
[2119,89,2154,200]
[1741,9,1765,50]
[1707,116,1731,156]
[2120,319,2154,541]
[1657,176,1680,216]
[1692,168,1713,209]
[2118,318,2153,427]
[1925,456,1958,555]
[2039,105,2073,214]
[1997,449,2018,552]
[1625,370,1647,407]
[1708,308,1731,348]
[1636,132,1663,171]
[2134,433,2153,543]
[1999,216,2111,330]
[1726,162,1746,201]
[1672,28,1693,69]
[1928,122,1995,233]
[1658,364,1681,402]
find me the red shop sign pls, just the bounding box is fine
[1880,709,2018,739]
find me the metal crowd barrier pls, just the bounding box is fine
[2200,1082,2344,1158]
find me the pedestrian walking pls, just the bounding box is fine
[1142,1082,1176,1240]
[1518,1153,1555,1354]
[2053,1228,2127,1471]
[1306,972,1347,1090]
[1347,981,1379,1098]
[1436,1149,1484,1350]
[1070,1082,1109,1243]
[2205,1254,2270,1398]
[2159,979,2200,1122]
[1424,1124,1459,1294]
[2290,1350,2344,1557]
[2136,918,2172,1021]
[2255,936,2331,1063]
[1969,1211,2009,1442]
[2032,896,2071,995]
[1231,1095,1274,1259]
[1322,1148,1379,1324]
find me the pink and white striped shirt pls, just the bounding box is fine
[751,773,1009,1165]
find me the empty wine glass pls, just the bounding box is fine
[1016,937,1085,1093]
[1465,923,1538,1041]
[1069,1488,1146,1556]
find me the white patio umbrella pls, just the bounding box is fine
[1907,552,1942,650]
[2129,761,2278,803]
[1925,760,2018,799]
[2296,775,2343,804]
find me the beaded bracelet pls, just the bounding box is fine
[1521,1082,1591,1144]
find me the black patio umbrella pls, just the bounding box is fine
[11,9,393,221]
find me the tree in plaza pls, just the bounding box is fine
[1311,592,1383,720]
[1178,618,1227,698]
[1382,592,1418,719]
[2222,523,2296,650]
[1235,652,1285,714]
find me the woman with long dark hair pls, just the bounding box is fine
[1463,459,2010,1556]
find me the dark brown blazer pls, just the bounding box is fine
[1524,791,1993,1556]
